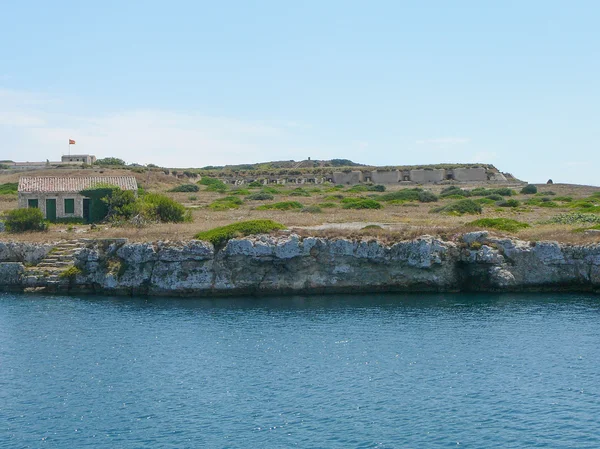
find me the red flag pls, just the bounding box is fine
[69,139,76,145]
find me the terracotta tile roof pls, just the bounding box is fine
[18,176,138,193]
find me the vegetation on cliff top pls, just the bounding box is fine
[467,218,530,232]
[194,220,286,246]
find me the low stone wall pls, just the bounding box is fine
[2,233,600,296]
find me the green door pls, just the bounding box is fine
[45,198,57,221]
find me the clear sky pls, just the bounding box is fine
[1,1,598,185]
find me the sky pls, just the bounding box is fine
[0,1,598,185]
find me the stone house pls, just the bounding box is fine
[18,176,138,222]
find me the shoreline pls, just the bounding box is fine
[1,232,600,297]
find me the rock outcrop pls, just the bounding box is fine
[1,233,600,296]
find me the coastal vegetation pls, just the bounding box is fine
[1,165,600,243]
[194,219,285,246]
[2,208,48,232]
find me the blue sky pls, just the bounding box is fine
[1,1,598,185]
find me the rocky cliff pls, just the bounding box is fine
[1,232,600,296]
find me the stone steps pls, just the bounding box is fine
[23,239,87,286]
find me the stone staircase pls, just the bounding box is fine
[24,240,87,287]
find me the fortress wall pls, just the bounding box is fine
[452,168,487,182]
[409,169,446,183]
[333,171,363,185]
[370,170,400,184]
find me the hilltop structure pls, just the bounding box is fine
[211,164,511,186]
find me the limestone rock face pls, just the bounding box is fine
[0,262,25,285]
[4,234,600,296]
[0,242,53,264]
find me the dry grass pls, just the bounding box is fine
[2,170,600,244]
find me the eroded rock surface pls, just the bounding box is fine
[1,234,600,296]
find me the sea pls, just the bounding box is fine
[1,292,600,448]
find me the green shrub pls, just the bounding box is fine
[141,193,190,222]
[289,188,311,197]
[230,189,250,195]
[417,191,438,203]
[497,199,520,208]
[248,181,263,188]
[545,213,600,225]
[440,186,470,198]
[379,189,422,202]
[3,208,48,232]
[188,195,198,201]
[261,186,281,194]
[486,194,504,201]
[554,196,573,202]
[198,177,227,192]
[318,202,338,208]
[467,218,530,232]
[489,187,515,196]
[341,198,382,209]
[169,184,200,193]
[301,205,322,213]
[208,196,243,210]
[246,192,274,201]
[256,201,304,211]
[432,199,482,215]
[0,182,18,195]
[324,194,345,201]
[361,224,383,230]
[346,184,386,193]
[59,266,82,279]
[520,184,538,194]
[194,219,286,246]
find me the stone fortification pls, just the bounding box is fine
[1,233,600,296]
[223,166,509,186]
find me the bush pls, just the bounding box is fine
[497,199,520,208]
[141,193,190,222]
[230,189,250,195]
[545,213,600,225]
[520,184,538,194]
[208,196,244,210]
[432,199,482,215]
[289,188,311,197]
[485,194,504,201]
[379,189,422,202]
[417,191,438,203]
[261,186,281,194]
[248,181,263,188]
[256,201,304,211]
[301,205,322,213]
[95,157,126,166]
[169,184,199,193]
[440,186,470,198]
[198,177,227,192]
[246,192,274,201]
[194,219,286,246]
[0,182,18,195]
[341,198,382,209]
[467,218,530,232]
[3,208,48,232]
[318,202,338,208]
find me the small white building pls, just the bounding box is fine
[61,154,97,165]
[18,176,138,222]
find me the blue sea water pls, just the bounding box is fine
[1,292,600,448]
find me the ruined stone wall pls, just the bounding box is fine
[370,170,400,184]
[409,169,446,183]
[332,171,363,185]
[451,168,487,182]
